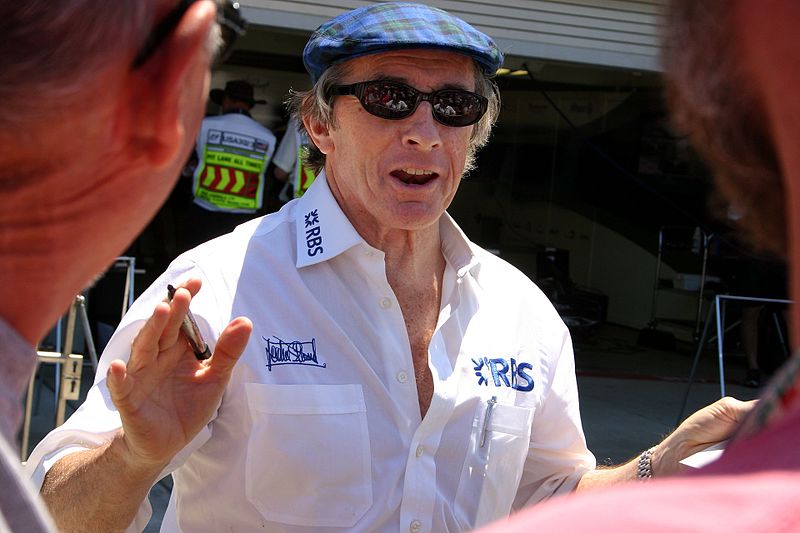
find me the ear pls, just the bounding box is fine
[303,114,335,156]
[126,1,216,168]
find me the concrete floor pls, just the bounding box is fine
[22,323,765,531]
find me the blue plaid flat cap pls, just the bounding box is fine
[303,2,503,83]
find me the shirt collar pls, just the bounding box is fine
[294,172,481,278]
[295,171,364,268]
[439,212,480,279]
[223,109,252,117]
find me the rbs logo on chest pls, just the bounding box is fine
[304,209,323,257]
[473,357,534,392]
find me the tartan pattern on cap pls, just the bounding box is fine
[304,2,502,83]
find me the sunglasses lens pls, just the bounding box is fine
[361,81,418,119]
[432,90,486,127]
[346,81,487,127]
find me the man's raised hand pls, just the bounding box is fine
[106,278,252,471]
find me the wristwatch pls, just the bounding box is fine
[637,446,656,479]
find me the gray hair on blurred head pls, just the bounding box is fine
[0,1,155,128]
[662,0,785,254]
[0,1,222,130]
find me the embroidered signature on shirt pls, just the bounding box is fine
[263,336,327,371]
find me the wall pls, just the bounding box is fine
[240,0,665,71]
[451,183,701,337]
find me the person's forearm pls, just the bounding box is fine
[40,430,165,533]
[575,455,641,490]
[577,396,751,491]
[576,439,686,491]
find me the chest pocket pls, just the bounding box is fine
[244,383,372,527]
[455,400,534,529]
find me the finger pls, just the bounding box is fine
[161,279,204,352]
[162,279,201,303]
[207,317,252,377]
[171,277,203,298]
[107,359,136,410]
[129,302,171,369]
[160,287,193,352]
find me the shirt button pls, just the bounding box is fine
[380,297,392,309]
[415,445,424,458]
[396,371,408,384]
[410,520,422,533]
[364,248,374,257]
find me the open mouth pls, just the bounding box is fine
[391,168,439,186]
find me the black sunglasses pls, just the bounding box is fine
[332,80,488,127]
[132,0,247,69]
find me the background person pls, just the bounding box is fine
[26,3,750,532]
[184,79,276,248]
[0,1,253,531]
[273,116,319,202]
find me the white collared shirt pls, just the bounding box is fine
[26,173,594,532]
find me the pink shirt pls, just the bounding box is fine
[478,404,800,532]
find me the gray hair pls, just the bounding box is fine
[0,1,222,131]
[287,60,501,175]
[0,1,158,129]
[662,0,784,255]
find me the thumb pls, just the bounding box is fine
[723,397,758,424]
[208,317,252,375]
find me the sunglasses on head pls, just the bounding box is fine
[332,80,488,127]
[132,0,247,69]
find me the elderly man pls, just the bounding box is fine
[26,3,749,532]
[478,0,800,531]
[0,1,253,531]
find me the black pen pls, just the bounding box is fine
[167,284,211,360]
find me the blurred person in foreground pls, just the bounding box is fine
[26,3,752,532]
[479,1,800,531]
[0,1,253,531]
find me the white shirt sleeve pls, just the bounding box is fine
[512,322,596,508]
[23,258,221,532]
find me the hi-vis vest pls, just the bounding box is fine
[293,142,317,199]
[194,119,274,213]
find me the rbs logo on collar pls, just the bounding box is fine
[473,357,534,392]
[304,209,323,257]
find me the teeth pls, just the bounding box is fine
[401,168,434,176]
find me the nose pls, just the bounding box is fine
[401,101,442,151]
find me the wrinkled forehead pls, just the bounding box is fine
[340,49,477,89]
